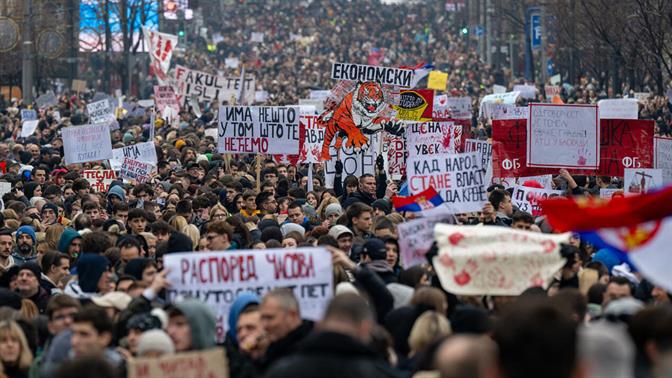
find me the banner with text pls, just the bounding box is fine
[110,142,158,171]
[598,99,638,120]
[217,106,300,154]
[128,348,228,378]
[464,139,493,186]
[511,184,564,216]
[407,121,461,158]
[654,137,672,184]
[331,62,414,88]
[62,124,113,165]
[433,96,472,120]
[398,212,456,268]
[174,65,255,104]
[527,104,599,169]
[119,158,154,183]
[87,100,116,125]
[81,170,117,193]
[153,85,181,114]
[393,89,434,121]
[165,248,332,343]
[407,152,488,213]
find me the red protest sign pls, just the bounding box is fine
[493,118,654,177]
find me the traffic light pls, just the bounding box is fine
[178,30,185,37]
[461,27,469,35]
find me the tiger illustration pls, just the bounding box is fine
[318,81,403,160]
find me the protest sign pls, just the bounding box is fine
[137,99,155,108]
[254,90,269,103]
[398,212,456,268]
[128,348,228,378]
[20,109,37,121]
[120,158,153,183]
[308,90,331,100]
[81,170,117,193]
[217,106,300,154]
[511,185,564,216]
[433,96,472,119]
[491,105,529,120]
[250,32,264,42]
[624,168,663,195]
[479,91,520,117]
[492,84,507,94]
[87,100,116,125]
[407,121,461,158]
[394,89,434,121]
[513,84,538,100]
[35,91,58,109]
[298,115,324,163]
[164,248,333,342]
[544,85,561,98]
[204,128,218,139]
[331,62,414,88]
[153,85,180,114]
[427,71,448,91]
[71,79,87,92]
[492,118,547,178]
[224,57,239,69]
[382,133,407,180]
[407,152,488,213]
[110,141,158,171]
[550,74,562,85]
[527,104,599,169]
[654,137,672,184]
[21,120,39,138]
[298,99,324,114]
[173,65,255,105]
[464,139,493,186]
[324,143,376,187]
[633,92,651,102]
[433,224,570,295]
[600,188,622,199]
[598,99,638,120]
[62,123,113,165]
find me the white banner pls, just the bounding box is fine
[511,185,563,216]
[62,124,113,165]
[174,65,255,105]
[21,120,39,138]
[434,224,569,295]
[513,84,538,100]
[527,104,599,169]
[407,152,488,213]
[110,142,158,171]
[624,168,663,195]
[119,158,153,183]
[217,106,300,154]
[398,212,456,268]
[87,100,116,125]
[331,62,414,88]
[143,27,178,84]
[597,99,639,120]
[464,139,493,187]
[324,143,376,188]
[406,121,460,158]
[490,105,529,120]
[654,137,672,184]
[165,248,333,343]
[433,96,472,119]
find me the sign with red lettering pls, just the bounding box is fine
[120,158,154,183]
[398,212,456,268]
[493,118,654,177]
[407,121,461,158]
[511,185,564,216]
[407,152,488,213]
[80,170,117,193]
[153,85,180,114]
[164,248,333,343]
[217,106,300,154]
[128,348,228,378]
[383,133,407,180]
[173,65,255,105]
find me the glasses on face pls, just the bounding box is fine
[212,213,226,219]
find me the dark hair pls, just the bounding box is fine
[73,304,114,335]
[358,173,374,184]
[493,298,577,378]
[73,214,92,231]
[112,202,129,214]
[489,189,510,211]
[192,196,210,210]
[81,232,112,254]
[550,288,587,324]
[608,276,634,294]
[317,235,338,248]
[587,283,607,305]
[512,211,534,224]
[287,200,303,211]
[346,202,373,224]
[41,251,69,274]
[46,295,81,320]
[127,208,147,222]
[82,202,99,212]
[55,356,119,378]
[150,220,174,234]
[256,191,274,209]
[175,200,192,215]
[206,221,234,242]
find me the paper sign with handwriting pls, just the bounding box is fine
[62,124,113,165]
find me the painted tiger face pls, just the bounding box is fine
[356,82,384,114]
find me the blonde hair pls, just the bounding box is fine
[317,196,339,219]
[209,203,230,219]
[170,216,200,248]
[0,320,33,369]
[408,311,451,355]
[19,299,38,320]
[45,223,65,249]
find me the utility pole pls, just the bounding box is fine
[485,0,492,66]
[68,0,77,86]
[540,1,548,84]
[22,0,34,104]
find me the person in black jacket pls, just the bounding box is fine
[264,293,407,378]
[257,288,314,372]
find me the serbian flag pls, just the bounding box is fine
[541,186,672,292]
[392,187,444,212]
[401,62,435,89]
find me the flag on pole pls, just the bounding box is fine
[400,62,435,89]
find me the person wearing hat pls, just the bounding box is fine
[124,312,164,356]
[12,225,37,264]
[137,329,175,358]
[16,262,51,313]
[91,291,132,321]
[360,238,397,284]
[328,225,356,262]
[371,199,392,216]
[324,203,343,225]
[58,228,82,262]
[41,202,59,226]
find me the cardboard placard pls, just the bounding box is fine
[128,348,228,378]
[173,65,255,105]
[62,124,113,165]
[81,170,117,193]
[331,62,414,88]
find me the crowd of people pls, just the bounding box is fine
[0,1,671,378]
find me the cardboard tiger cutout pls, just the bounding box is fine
[318,81,403,160]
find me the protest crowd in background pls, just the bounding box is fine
[1,1,672,378]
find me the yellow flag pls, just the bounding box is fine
[427,71,448,91]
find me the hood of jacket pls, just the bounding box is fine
[226,293,261,345]
[58,228,81,254]
[107,184,126,203]
[173,299,216,350]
